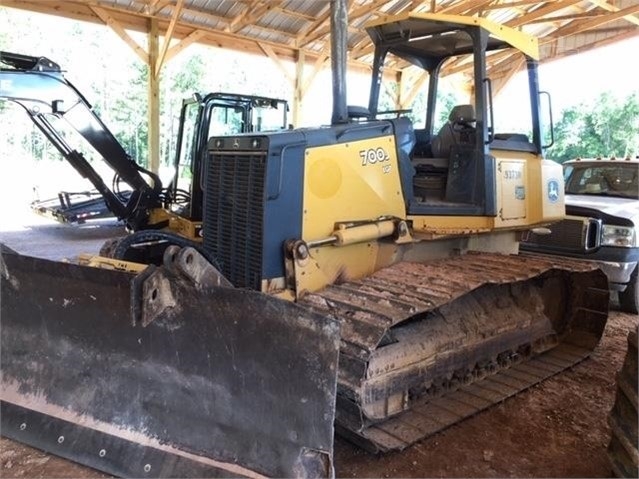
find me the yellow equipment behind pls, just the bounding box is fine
[0,6,609,478]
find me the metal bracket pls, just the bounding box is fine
[130,265,176,327]
[163,246,233,289]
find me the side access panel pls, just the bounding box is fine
[0,245,340,478]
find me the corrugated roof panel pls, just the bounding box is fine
[190,0,242,19]
[238,25,285,45]
[260,9,307,33]
[109,0,137,9]
[180,10,224,30]
[282,0,329,18]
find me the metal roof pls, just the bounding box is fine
[4,0,639,79]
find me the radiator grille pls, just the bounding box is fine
[524,218,600,251]
[203,151,265,290]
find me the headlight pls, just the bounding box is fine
[601,225,637,247]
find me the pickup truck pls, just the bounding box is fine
[520,156,639,313]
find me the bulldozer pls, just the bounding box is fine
[1,2,610,477]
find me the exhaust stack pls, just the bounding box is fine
[330,0,348,125]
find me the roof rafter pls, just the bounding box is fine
[587,0,639,27]
[506,0,583,28]
[155,0,184,75]
[91,5,148,64]
[548,3,639,40]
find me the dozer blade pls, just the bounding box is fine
[301,252,609,452]
[0,245,340,478]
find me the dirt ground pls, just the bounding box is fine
[0,206,638,478]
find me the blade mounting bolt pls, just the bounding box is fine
[296,243,309,259]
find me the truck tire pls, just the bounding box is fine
[607,326,638,478]
[619,267,638,314]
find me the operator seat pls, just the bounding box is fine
[431,104,476,158]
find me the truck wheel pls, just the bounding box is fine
[619,267,638,314]
[607,326,638,478]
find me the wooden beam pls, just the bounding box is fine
[165,29,206,63]
[272,6,316,22]
[303,51,330,94]
[148,17,160,174]
[259,43,295,87]
[588,0,639,27]
[294,3,331,45]
[227,3,250,32]
[241,22,298,41]
[180,5,230,26]
[548,4,639,39]
[488,55,526,97]
[350,0,396,22]
[150,0,171,15]
[155,0,184,75]
[481,1,547,11]
[228,1,276,34]
[350,37,375,60]
[293,49,304,128]
[91,6,148,64]
[540,27,639,63]
[506,0,583,28]
[524,12,600,25]
[440,0,494,15]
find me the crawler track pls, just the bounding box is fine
[302,252,609,452]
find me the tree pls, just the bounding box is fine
[547,91,639,163]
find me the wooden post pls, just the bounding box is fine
[148,18,160,174]
[293,50,305,127]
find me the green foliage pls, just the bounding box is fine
[547,91,639,162]
[110,60,149,166]
[160,54,206,167]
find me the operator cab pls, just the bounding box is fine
[365,13,547,216]
[172,93,288,220]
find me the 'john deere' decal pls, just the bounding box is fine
[547,179,560,203]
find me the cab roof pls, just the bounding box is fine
[365,12,539,66]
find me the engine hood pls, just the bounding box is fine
[566,194,639,226]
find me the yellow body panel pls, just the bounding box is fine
[410,150,565,235]
[498,160,527,221]
[148,208,203,241]
[293,141,567,296]
[495,152,565,227]
[302,135,406,240]
[294,242,401,296]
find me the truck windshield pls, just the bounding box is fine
[564,163,639,199]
